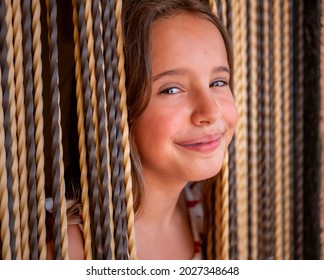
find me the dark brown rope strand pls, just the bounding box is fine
[265,0,275,259]
[102,0,128,260]
[76,0,102,259]
[1,0,16,259]
[92,0,112,260]
[293,0,304,260]
[21,0,38,260]
[46,0,66,259]
[256,0,264,259]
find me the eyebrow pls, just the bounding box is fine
[153,66,231,81]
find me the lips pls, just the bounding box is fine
[176,132,223,153]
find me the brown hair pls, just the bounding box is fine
[122,0,233,213]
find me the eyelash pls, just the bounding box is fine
[159,87,181,95]
[210,80,228,87]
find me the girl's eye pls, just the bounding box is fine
[159,87,181,95]
[210,80,228,87]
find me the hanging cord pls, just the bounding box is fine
[21,0,39,260]
[261,0,275,259]
[282,0,292,260]
[294,0,304,260]
[5,0,22,260]
[273,0,284,260]
[114,0,136,260]
[75,0,102,259]
[31,0,47,260]
[45,0,69,260]
[12,0,30,260]
[209,0,218,15]
[247,0,258,260]
[72,0,93,260]
[232,0,249,260]
[0,67,11,260]
[92,0,113,260]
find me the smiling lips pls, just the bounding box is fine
[176,132,223,153]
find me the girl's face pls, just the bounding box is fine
[133,13,237,188]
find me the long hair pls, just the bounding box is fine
[122,0,233,213]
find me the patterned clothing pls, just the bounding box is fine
[184,182,205,260]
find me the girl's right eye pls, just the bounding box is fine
[159,87,181,95]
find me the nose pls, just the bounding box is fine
[191,90,220,126]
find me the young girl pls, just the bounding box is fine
[47,0,237,260]
[123,0,237,259]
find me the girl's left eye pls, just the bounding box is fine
[159,87,181,95]
[210,80,228,87]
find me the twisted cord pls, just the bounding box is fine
[232,0,248,260]
[6,0,22,259]
[12,0,30,260]
[209,0,218,16]
[282,0,291,260]
[76,0,102,259]
[256,0,264,259]
[84,0,103,259]
[262,0,274,259]
[220,152,229,259]
[31,0,46,260]
[114,0,136,260]
[105,1,128,259]
[22,0,39,259]
[92,0,113,259]
[0,67,11,260]
[45,0,69,260]
[273,0,284,260]
[72,0,92,260]
[247,0,258,260]
[294,0,304,260]
[220,0,227,28]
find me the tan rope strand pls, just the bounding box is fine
[115,0,137,260]
[6,0,22,259]
[209,0,218,16]
[12,0,29,260]
[220,0,227,28]
[0,68,11,260]
[84,0,103,259]
[248,0,259,260]
[220,151,229,259]
[282,0,291,260]
[273,0,283,260]
[84,0,100,183]
[31,0,47,259]
[232,0,249,260]
[215,173,222,259]
[72,0,93,260]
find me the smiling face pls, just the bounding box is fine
[132,12,237,189]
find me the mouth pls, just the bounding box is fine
[176,132,223,153]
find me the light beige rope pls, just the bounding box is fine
[0,68,11,260]
[72,0,93,260]
[84,0,101,187]
[115,0,137,260]
[31,0,47,260]
[282,0,291,260]
[209,0,218,16]
[5,0,21,259]
[220,151,229,259]
[248,0,258,260]
[220,0,227,28]
[273,0,283,260]
[12,0,29,260]
[232,0,249,260]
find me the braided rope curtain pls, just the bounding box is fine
[0,0,322,259]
